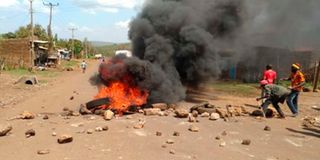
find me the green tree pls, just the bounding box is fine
[54,33,58,42]
[1,32,16,39]
[15,24,48,40]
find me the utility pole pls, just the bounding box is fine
[313,60,320,92]
[69,28,77,59]
[43,1,59,54]
[29,0,34,67]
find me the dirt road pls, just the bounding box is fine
[0,60,319,160]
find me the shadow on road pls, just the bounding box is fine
[286,127,320,138]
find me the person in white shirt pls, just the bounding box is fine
[80,60,87,73]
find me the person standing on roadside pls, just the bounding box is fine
[282,63,305,117]
[263,64,277,84]
[261,64,277,103]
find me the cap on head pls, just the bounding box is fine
[292,63,301,70]
[260,80,268,86]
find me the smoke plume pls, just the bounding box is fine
[92,0,320,104]
[126,0,243,103]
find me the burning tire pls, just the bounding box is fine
[86,98,110,110]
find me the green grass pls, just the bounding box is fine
[5,68,60,78]
[61,60,78,68]
[209,81,260,97]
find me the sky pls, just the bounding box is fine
[0,0,145,43]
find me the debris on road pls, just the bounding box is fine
[209,113,220,120]
[70,122,84,128]
[173,131,180,136]
[144,108,161,116]
[57,135,73,144]
[63,107,70,111]
[200,112,210,117]
[0,124,12,136]
[25,129,36,138]
[191,110,198,118]
[264,126,271,131]
[21,111,35,119]
[188,113,197,123]
[102,126,109,131]
[79,104,92,115]
[151,103,168,111]
[86,129,94,134]
[242,139,251,145]
[175,108,189,118]
[95,127,103,132]
[104,110,114,120]
[133,119,146,129]
[166,139,174,144]
[42,115,49,120]
[302,116,320,128]
[188,125,199,132]
[37,149,50,155]
[190,102,215,114]
[219,141,226,147]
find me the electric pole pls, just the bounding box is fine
[29,0,34,67]
[43,1,59,54]
[69,27,77,59]
[313,60,320,92]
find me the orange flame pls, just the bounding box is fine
[94,80,149,114]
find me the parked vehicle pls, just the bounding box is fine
[115,50,132,57]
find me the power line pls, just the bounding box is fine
[69,27,77,59]
[43,1,59,53]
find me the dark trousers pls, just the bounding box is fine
[261,98,285,118]
[286,90,299,114]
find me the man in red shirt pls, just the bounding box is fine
[261,64,277,103]
[263,64,277,84]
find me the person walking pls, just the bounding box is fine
[256,80,291,118]
[282,63,305,117]
[80,60,87,73]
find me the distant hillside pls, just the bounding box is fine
[94,43,131,57]
[90,41,115,47]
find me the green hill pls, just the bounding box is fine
[94,43,131,57]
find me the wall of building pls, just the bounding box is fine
[220,46,318,82]
[0,38,31,68]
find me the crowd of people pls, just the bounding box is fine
[257,63,306,118]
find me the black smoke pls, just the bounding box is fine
[93,0,320,104]
[127,0,243,103]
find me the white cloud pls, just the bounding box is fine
[0,0,53,15]
[0,0,19,8]
[72,0,145,13]
[115,20,131,29]
[80,26,93,32]
[67,22,93,32]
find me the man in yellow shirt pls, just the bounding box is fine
[283,63,305,117]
